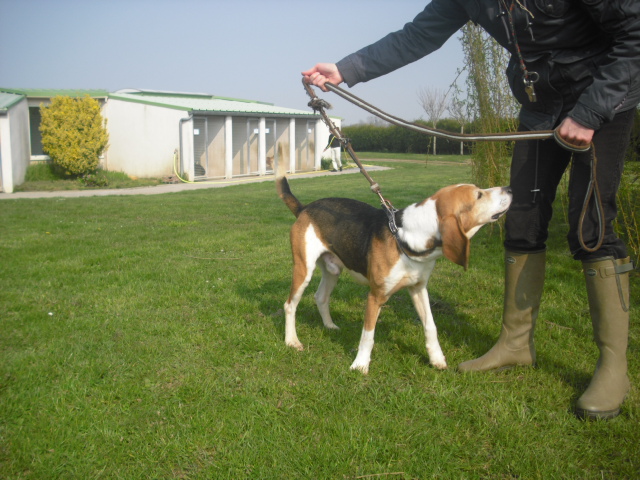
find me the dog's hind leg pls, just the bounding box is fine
[315,256,341,330]
[408,284,447,369]
[284,257,314,351]
[285,224,326,351]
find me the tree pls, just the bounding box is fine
[417,87,448,155]
[459,22,519,188]
[40,96,109,177]
[448,97,470,155]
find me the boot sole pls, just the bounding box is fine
[495,362,536,372]
[575,406,621,421]
[457,362,536,373]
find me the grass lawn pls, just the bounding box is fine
[15,163,162,192]
[360,152,470,163]
[1,160,638,479]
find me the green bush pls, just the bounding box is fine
[342,120,472,155]
[81,171,109,188]
[40,96,109,177]
[320,158,333,170]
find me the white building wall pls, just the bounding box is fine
[0,98,30,193]
[102,99,188,178]
[103,96,333,180]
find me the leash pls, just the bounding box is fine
[303,80,402,238]
[578,143,605,253]
[322,82,590,152]
[302,79,602,253]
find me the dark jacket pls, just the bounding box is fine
[336,0,640,131]
[325,134,340,149]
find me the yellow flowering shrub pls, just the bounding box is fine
[40,96,109,176]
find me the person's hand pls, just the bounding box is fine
[302,63,344,91]
[556,117,594,148]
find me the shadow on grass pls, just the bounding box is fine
[237,276,363,357]
[235,252,593,397]
[237,273,516,372]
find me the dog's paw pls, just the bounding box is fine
[286,340,304,351]
[430,356,447,370]
[323,321,340,330]
[350,361,369,375]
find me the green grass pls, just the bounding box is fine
[16,163,162,192]
[1,160,638,479]
[359,152,470,163]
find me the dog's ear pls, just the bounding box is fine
[440,215,469,270]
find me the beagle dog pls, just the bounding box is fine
[277,175,512,373]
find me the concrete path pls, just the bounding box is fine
[0,166,389,200]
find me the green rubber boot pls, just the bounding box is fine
[458,250,545,372]
[575,257,633,420]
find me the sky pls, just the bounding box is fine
[0,0,466,125]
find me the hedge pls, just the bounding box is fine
[342,118,472,155]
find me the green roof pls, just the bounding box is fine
[109,90,318,117]
[0,88,323,118]
[116,89,271,105]
[0,88,109,98]
[0,92,25,112]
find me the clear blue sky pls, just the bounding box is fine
[0,0,465,125]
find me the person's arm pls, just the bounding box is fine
[568,0,640,130]
[303,0,469,90]
[321,135,335,152]
[335,1,470,87]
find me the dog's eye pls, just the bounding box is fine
[477,191,484,199]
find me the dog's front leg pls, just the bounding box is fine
[408,285,447,369]
[350,292,385,374]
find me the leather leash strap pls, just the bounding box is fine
[323,82,591,153]
[302,79,602,253]
[302,79,398,230]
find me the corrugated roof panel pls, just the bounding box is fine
[0,88,109,98]
[116,88,276,106]
[0,87,320,116]
[0,92,25,111]
[109,92,317,117]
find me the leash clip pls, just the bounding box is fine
[379,197,399,236]
[386,207,400,236]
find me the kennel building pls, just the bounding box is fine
[0,88,109,193]
[0,91,29,193]
[104,89,335,181]
[0,87,337,191]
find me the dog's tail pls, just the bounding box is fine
[276,165,304,218]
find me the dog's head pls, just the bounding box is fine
[432,184,512,270]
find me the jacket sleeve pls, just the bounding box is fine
[570,0,640,129]
[336,1,470,87]
[325,135,336,149]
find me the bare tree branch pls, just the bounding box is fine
[417,87,449,155]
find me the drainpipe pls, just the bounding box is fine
[178,112,194,180]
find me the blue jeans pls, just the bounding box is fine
[504,108,635,261]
